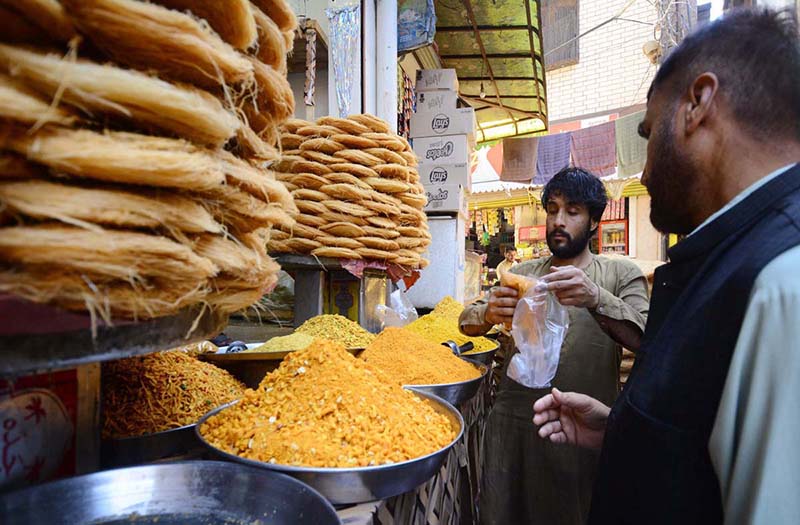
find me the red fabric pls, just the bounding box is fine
[486,142,504,175]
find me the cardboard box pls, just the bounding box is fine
[415,91,459,113]
[420,163,471,191]
[413,135,470,165]
[415,69,459,92]
[410,106,476,138]
[423,183,465,214]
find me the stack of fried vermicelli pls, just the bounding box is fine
[0,0,298,321]
[102,350,245,439]
[269,115,431,268]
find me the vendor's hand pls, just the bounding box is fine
[540,265,600,309]
[533,388,610,450]
[484,286,519,327]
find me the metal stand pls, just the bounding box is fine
[275,255,391,332]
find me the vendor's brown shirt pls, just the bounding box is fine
[461,254,649,403]
[461,255,650,525]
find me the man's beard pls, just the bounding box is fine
[546,223,592,259]
[647,118,700,234]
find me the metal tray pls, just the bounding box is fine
[100,424,204,469]
[405,357,489,407]
[195,390,464,505]
[0,461,340,525]
[0,298,227,375]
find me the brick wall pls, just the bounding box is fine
[545,0,657,122]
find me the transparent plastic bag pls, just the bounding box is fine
[376,289,419,328]
[507,278,569,388]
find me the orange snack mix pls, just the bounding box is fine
[360,327,481,385]
[199,339,457,467]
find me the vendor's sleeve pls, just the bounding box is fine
[709,245,800,524]
[593,263,649,331]
[459,297,492,335]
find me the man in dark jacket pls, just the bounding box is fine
[533,8,800,524]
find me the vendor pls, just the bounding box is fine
[495,247,518,282]
[459,167,650,525]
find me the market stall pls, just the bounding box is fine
[0,1,504,523]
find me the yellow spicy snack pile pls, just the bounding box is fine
[360,327,481,385]
[406,311,497,353]
[295,314,375,348]
[199,339,457,468]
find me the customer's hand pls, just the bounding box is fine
[484,286,519,327]
[533,388,610,450]
[539,266,600,309]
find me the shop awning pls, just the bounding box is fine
[434,0,548,143]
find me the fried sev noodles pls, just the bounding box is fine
[102,351,245,439]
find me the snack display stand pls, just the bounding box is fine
[275,254,392,333]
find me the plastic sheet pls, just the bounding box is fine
[326,4,360,117]
[375,289,418,328]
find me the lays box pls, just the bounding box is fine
[419,163,471,191]
[413,135,470,166]
[410,92,476,138]
[424,183,466,214]
[414,69,459,92]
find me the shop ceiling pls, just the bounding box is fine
[434,0,548,143]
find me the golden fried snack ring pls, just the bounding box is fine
[311,246,362,259]
[356,236,400,251]
[319,222,367,238]
[317,235,365,250]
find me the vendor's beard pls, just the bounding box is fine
[546,224,592,259]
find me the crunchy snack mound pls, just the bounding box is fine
[295,314,375,348]
[360,327,481,385]
[406,312,497,353]
[431,296,465,319]
[245,332,316,353]
[102,351,245,439]
[199,340,457,468]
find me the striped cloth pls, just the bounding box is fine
[534,133,571,185]
[570,121,616,176]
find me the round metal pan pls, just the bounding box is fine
[100,423,203,468]
[404,357,489,407]
[0,461,340,525]
[459,340,500,366]
[195,390,464,505]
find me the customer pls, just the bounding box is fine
[495,247,518,282]
[460,167,649,525]
[533,9,800,524]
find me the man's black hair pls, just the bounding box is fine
[505,247,517,254]
[650,8,799,141]
[541,167,607,225]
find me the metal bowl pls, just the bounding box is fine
[0,461,339,525]
[100,423,203,468]
[460,340,500,366]
[195,390,464,504]
[405,357,488,407]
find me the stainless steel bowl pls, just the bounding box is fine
[405,357,488,407]
[100,423,202,468]
[195,390,464,505]
[0,461,340,525]
[459,340,500,366]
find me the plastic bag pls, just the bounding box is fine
[507,278,569,388]
[376,289,419,328]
